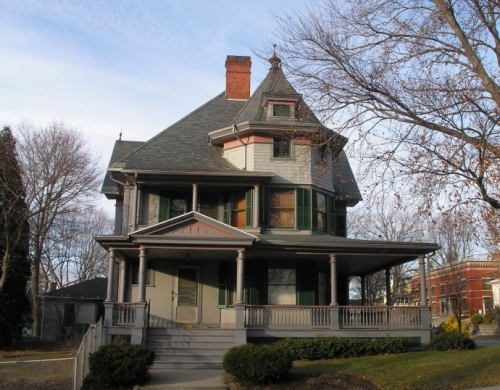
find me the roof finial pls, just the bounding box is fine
[269,44,281,69]
[119,128,122,141]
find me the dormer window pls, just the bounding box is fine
[268,102,295,120]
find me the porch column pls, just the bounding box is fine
[419,255,427,306]
[235,249,247,345]
[253,185,259,228]
[361,275,366,305]
[235,249,245,304]
[192,184,198,211]
[329,254,338,306]
[138,247,148,302]
[118,260,126,303]
[385,268,392,306]
[106,249,116,302]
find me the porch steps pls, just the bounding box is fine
[146,327,236,369]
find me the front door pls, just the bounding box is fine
[174,267,199,323]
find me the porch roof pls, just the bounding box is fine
[253,234,439,276]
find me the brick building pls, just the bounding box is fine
[412,259,500,317]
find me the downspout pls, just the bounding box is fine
[132,173,138,231]
[232,124,247,171]
[109,172,125,194]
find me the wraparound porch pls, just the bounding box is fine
[103,302,431,345]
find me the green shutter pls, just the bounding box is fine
[296,188,311,230]
[245,189,253,227]
[159,193,170,222]
[312,191,318,230]
[297,262,317,305]
[223,196,230,225]
[259,186,268,226]
[329,196,336,234]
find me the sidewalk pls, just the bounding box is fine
[135,369,228,390]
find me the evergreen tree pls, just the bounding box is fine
[0,126,31,346]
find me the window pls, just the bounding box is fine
[335,214,347,237]
[63,303,76,327]
[313,144,328,165]
[440,284,445,295]
[268,267,296,305]
[461,279,467,291]
[484,296,493,311]
[159,191,190,222]
[462,297,468,312]
[312,191,327,232]
[224,189,252,227]
[483,278,493,290]
[269,189,295,228]
[232,191,247,228]
[218,262,236,308]
[132,260,154,285]
[268,103,295,119]
[431,286,436,296]
[273,138,291,158]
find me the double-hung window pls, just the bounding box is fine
[269,189,295,228]
[273,138,291,158]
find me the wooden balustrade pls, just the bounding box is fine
[245,305,422,329]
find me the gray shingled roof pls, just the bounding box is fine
[232,55,321,125]
[42,278,107,300]
[112,93,246,172]
[100,55,361,202]
[101,140,145,194]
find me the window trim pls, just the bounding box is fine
[268,102,295,120]
[272,138,293,159]
[131,260,154,286]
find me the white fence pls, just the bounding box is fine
[245,305,331,328]
[340,306,421,328]
[73,320,103,390]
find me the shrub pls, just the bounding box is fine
[482,310,496,324]
[470,314,483,326]
[87,343,155,386]
[223,343,293,384]
[427,331,476,351]
[275,337,411,361]
[441,315,469,334]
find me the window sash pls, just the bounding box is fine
[273,139,291,158]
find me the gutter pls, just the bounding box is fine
[232,124,247,171]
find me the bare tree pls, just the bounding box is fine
[15,121,101,337]
[42,208,112,289]
[348,193,425,304]
[274,0,500,212]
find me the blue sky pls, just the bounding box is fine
[0,0,310,211]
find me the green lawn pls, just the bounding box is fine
[293,346,500,389]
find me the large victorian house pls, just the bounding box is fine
[95,54,439,368]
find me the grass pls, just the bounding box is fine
[227,346,500,389]
[0,341,77,390]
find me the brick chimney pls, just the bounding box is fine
[225,55,251,100]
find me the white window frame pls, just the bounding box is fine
[268,102,295,120]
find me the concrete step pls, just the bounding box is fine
[145,327,235,370]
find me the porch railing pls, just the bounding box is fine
[112,303,137,326]
[245,305,331,328]
[340,306,421,329]
[245,305,423,329]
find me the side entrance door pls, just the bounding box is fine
[174,267,199,323]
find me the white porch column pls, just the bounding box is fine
[329,254,338,306]
[138,247,148,302]
[361,275,366,305]
[235,249,247,345]
[235,249,245,304]
[106,249,116,302]
[253,185,259,228]
[419,255,427,306]
[385,268,392,306]
[192,184,198,211]
[118,260,126,303]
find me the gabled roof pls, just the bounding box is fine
[130,211,257,246]
[41,278,107,300]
